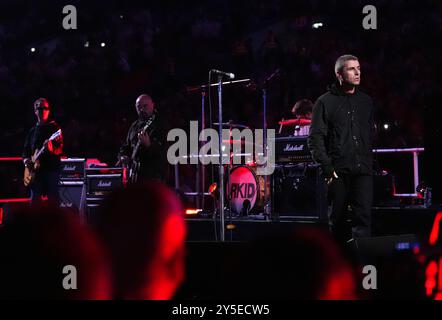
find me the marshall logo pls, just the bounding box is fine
[283,144,304,152]
[63,165,77,171]
[98,180,112,188]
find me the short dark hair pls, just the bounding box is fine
[292,99,313,117]
[34,97,50,110]
[334,54,359,74]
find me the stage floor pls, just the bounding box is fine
[179,206,441,299]
[185,206,440,242]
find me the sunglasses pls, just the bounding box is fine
[35,107,49,111]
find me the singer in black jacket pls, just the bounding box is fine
[308,55,374,242]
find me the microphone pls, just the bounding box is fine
[211,69,235,79]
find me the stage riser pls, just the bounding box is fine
[186,207,439,242]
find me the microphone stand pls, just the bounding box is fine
[217,75,226,242]
[200,89,206,214]
[262,86,270,218]
[186,79,251,218]
[186,79,251,92]
[187,77,251,241]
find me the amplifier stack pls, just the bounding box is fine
[59,158,86,217]
[270,135,327,221]
[58,159,123,224]
[85,167,124,224]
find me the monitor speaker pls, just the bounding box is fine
[271,163,327,222]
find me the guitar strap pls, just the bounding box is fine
[31,124,39,154]
[132,114,156,160]
[32,121,59,154]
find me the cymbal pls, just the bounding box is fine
[212,122,250,129]
[279,118,311,126]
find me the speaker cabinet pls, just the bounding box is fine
[271,163,327,222]
[352,234,418,259]
[85,198,105,226]
[59,181,85,214]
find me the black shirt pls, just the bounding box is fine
[118,111,166,179]
[23,120,62,172]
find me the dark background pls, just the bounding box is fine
[0,0,440,199]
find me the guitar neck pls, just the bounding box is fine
[131,116,155,160]
[33,146,46,161]
[31,129,61,162]
[131,141,141,160]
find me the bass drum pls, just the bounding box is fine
[227,166,267,215]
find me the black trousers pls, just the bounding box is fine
[327,174,373,241]
[30,171,60,206]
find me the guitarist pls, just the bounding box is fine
[118,94,165,182]
[22,98,63,205]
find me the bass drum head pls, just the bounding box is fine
[228,166,259,214]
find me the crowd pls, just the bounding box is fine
[1,0,438,166]
[0,180,430,299]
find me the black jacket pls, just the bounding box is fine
[118,111,166,179]
[23,120,62,172]
[308,83,374,178]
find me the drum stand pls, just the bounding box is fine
[260,68,280,219]
[198,89,206,213]
[260,88,272,219]
[226,122,234,225]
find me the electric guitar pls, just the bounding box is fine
[23,129,62,187]
[128,112,157,183]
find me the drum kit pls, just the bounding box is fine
[192,120,270,219]
[278,118,311,136]
[227,165,268,216]
[184,71,311,241]
[180,118,311,219]
[206,118,312,218]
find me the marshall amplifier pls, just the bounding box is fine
[60,158,85,181]
[86,173,123,196]
[84,168,123,224]
[273,136,313,164]
[271,163,327,222]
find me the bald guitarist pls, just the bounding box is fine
[118,94,165,183]
[23,98,63,205]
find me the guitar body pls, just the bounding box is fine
[23,129,61,187]
[23,166,33,187]
[23,150,40,187]
[129,161,140,184]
